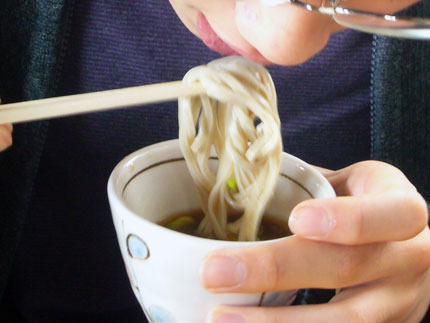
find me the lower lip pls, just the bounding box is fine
[196,12,272,65]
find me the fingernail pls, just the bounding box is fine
[289,207,334,238]
[212,313,246,323]
[200,256,247,290]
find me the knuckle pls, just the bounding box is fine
[349,199,366,244]
[250,311,285,323]
[266,314,286,323]
[331,248,363,287]
[339,200,364,245]
[255,241,292,291]
[262,247,283,291]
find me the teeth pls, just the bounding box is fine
[260,0,288,6]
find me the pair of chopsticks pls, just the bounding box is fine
[0,81,205,125]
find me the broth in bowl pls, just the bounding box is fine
[159,209,292,241]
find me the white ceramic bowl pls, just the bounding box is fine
[107,139,335,323]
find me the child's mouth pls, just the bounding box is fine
[196,12,271,65]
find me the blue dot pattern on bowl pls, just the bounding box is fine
[127,234,150,260]
[149,306,175,323]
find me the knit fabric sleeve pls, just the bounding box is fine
[0,0,73,299]
[370,1,430,203]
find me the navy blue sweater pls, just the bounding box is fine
[1,1,430,322]
[1,1,371,321]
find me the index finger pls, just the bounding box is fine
[199,229,430,293]
[289,161,428,244]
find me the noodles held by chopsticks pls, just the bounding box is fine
[179,57,282,241]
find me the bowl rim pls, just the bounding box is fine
[107,139,336,246]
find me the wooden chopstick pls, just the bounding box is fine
[0,81,205,124]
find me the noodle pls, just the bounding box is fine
[178,57,282,241]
